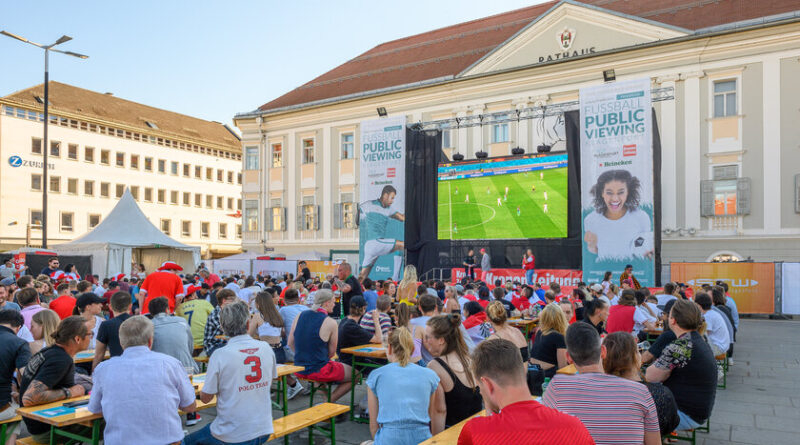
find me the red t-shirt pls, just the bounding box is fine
[205,273,221,286]
[523,255,536,270]
[49,295,77,319]
[458,400,594,445]
[140,271,184,314]
[477,299,489,309]
[511,296,531,311]
[606,305,636,334]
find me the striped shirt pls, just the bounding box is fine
[541,372,658,445]
[359,312,392,337]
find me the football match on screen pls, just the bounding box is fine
[437,153,568,240]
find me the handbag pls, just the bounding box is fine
[527,363,545,396]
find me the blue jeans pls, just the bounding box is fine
[182,424,270,445]
[525,269,535,285]
[676,410,703,431]
[374,423,431,445]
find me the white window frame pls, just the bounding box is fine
[244,200,258,232]
[302,138,315,164]
[60,211,74,232]
[88,214,101,229]
[491,123,509,143]
[712,79,738,118]
[245,146,259,170]
[341,133,354,159]
[161,219,172,235]
[271,143,283,167]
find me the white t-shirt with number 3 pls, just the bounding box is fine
[203,334,278,442]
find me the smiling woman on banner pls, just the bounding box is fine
[583,169,653,260]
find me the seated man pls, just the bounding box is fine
[88,315,196,445]
[0,310,31,445]
[359,294,392,337]
[542,322,660,445]
[338,295,383,364]
[92,291,133,370]
[176,286,215,351]
[694,292,730,357]
[646,299,717,431]
[19,316,91,444]
[149,297,196,373]
[49,283,77,320]
[203,289,238,357]
[184,301,277,445]
[458,338,593,445]
[289,289,353,403]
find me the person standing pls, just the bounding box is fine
[334,262,362,317]
[88,315,196,445]
[49,283,77,320]
[0,258,26,280]
[522,249,536,286]
[479,249,491,283]
[39,257,60,278]
[462,249,476,281]
[18,288,45,330]
[619,264,641,290]
[139,261,185,315]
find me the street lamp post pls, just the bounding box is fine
[1,31,87,248]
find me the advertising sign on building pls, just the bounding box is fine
[358,116,406,281]
[671,262,775,314]
[580,78,655,286]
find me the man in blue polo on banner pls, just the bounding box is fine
[359,185,404,281]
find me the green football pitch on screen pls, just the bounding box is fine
[437,166,568,240]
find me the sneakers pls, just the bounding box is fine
[287,381,306,400]
[186,415,201,426]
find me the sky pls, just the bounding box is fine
[0,0,551,129]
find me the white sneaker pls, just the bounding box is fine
[186,415,201,426]
[728,358,734,366]
[287,382,305,400]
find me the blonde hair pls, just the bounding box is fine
[400,265,417,288]
[389,327,415,367]
[539,304,568,336]
[32,309,60,343]
[486,300,507,325]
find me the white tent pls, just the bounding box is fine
[54,189,200,278]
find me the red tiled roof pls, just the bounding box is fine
[257,0,800,113]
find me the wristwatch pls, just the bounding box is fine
[63,388,71,399]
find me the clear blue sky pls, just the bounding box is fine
[0,0,548,129]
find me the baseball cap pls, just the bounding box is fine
[591,284,603,292]
[312,288,334,310]
[349,295,367,309]
[0,277,15,286]
[455,284,465,293]
[76,293,105,311]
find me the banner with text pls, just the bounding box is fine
[305,260,343,280]
[210,259,251,277]
[452,268,582,290]
[671,262,775,314]
[580,78,655,286]
[359,116,406,281]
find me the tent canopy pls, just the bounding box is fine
[54,189,200,278]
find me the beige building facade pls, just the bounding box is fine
[234,0,800,269]
[0,82,244,258]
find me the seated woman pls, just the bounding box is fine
[394,303,423,364]
[485,301,529,362]
[442,285,461,314]
[606,290,637,334]
[645,299,718,432]
[248,291,287,362]
[582,298,609,335]
[366,327,445,444]
[641,299,678,364]
[634,290,659,341]
[462,301,492,345]
[530,303,568,378]
[425,314,483,427]
[29,309,60,355]
[603,332,680,435]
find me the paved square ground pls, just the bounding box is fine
[184,318,800,444]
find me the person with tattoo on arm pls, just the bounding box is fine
[18,316,92,444]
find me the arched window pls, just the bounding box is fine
[706,251,743,263]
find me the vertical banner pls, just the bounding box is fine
[359,116,406,281]
[781,263,800,315]
[580,78,655,286]
[671,262,775,314]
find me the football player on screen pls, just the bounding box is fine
[359,185,405,280]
